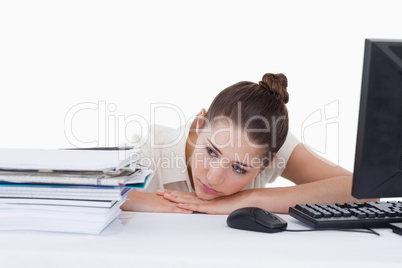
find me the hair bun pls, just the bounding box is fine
[259,73,289,104]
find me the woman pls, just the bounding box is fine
[121,73,373,214]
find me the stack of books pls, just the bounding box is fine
[0,147,153,234]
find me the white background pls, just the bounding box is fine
[0,0,400,176]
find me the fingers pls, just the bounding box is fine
[156,189,170,196]
[156,189,207,213]
[157,189,191,196]
[164,193,193,204]
[177,202,231,215]
[177,203,209,214]
[157,189,197,199]
[157,189,181,196]
[163,198,193,214]
[163,192,202,205]
[170,206,193,214]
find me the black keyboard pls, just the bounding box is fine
[289,201,402,229]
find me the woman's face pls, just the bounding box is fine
[190,121,265,200]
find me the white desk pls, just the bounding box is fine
[0,212,400,268]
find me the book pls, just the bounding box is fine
[0,199,125,234]
[0,186,132,234]
[0,197,117,208]
[0,185,131,200]
[0,147,142,172]
[0,147,150,234]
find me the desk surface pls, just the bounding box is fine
[0,212,400,268]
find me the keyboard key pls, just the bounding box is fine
[328,204,341,211]
[309,211,323,219]
[346,203,358,208]
[319,210,332,218]
[331,211,342,217]
[364,202,377,207]
[376,211,386,217]
[355,202,364,207]
[366,211,376,218]
[295,204,309,211]
[385,211,397,217]
[350,209,367,218]
[339,210,352,217]
[373,203,393,211]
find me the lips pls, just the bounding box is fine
[199,180,221,195]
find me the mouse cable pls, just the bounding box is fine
[284,227,380,236]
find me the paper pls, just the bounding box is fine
[0,206,122,234]
[0,148,142,172]
[0,147,146,234]
[0,168,151,186]
[0,197,117,208]
[0,188,131,234]
[0,186,132,200]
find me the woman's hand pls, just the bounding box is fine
[157,189,251,215]
[120,190,193,214]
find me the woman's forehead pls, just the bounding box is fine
[199,121,265,158]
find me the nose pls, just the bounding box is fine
[206,159,225,185]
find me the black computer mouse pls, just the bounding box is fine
[227,207,288,233]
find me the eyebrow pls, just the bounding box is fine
[207,139,222,154]
[234,161,251,168]
[207,138,251,168]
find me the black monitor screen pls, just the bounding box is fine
[352,39,402,199]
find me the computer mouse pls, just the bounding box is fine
[227,207,287,233]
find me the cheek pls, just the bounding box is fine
[191,149,208,177]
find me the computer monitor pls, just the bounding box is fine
[352,39,402,199]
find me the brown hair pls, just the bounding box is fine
[203,73,289,164]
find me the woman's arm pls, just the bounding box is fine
[241,175,358,213]
[161,144,377,214]
[120,190,193,214]
[280,143,351,184]
[164,176,356,214]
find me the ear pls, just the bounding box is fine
[267,156,279,168]
[196,108,207,135]
[260,156,279,172]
